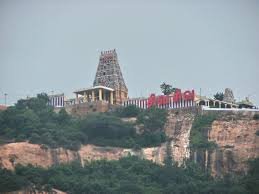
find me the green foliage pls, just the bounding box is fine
[0,168,25,192]
[241,158,259,194]
[0,94,83,150]
[190,113,218,150]
[79,114,135,139]
[0,156,258,194]
[114,105,141,117]
[57,108,71,125]
[79,114,166,148]
[214,92,224,101]
[160,82,176,95]
[253,114,259,120]
[137,131,166,147]
[137,106,168,131]
[0,93,166,150]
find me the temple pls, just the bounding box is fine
[47,50,258,115]
[93,49,128,104]
[49,49,129,115]
[73,49,128,105]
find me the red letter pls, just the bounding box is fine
[183,90,195,101]
[173,89,182,102]
[147,94,156,108]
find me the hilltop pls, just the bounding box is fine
[0,93,258,194]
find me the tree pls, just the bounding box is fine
[57,108,70,125]
[160,82,177,95]
[160,82,173,95]
[214,92,224,101]
[79,114,135,140]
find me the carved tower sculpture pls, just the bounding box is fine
[223,88,235,103]
[93,49,128,104]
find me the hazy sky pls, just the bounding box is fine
[0,0,259,105]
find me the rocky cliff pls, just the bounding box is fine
[0,108,258,177]
[208,111,259,176]
[0,109,196,170]
[164,108,197,163]
[0,141,165,170]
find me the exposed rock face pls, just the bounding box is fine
[0,108,258,178]
[0,108,197,170]
[0,142,168,170]
[164,108,197,164]
[0,142,80,170]
[209,118,259,176]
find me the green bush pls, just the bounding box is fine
[114,105,141,117]
[135,131,166,147]
[253,114,259,120]
[0,168,25,192]
[0,94,167,150]
[79,114,135,139]
[190,113,218,150]
[0,156,258,194]
[137,107,168,131]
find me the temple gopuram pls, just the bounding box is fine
[49,49,128,115]
[73,49,128,105]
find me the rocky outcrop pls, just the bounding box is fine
[0,108,196,170]
[80,143,166,166]
[209,118,259,176]
[0,142,168,170]
[164,108,197,164]
[0,108,258,177]
[0,142,80,170]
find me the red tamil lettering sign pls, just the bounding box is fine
[147,89,195,108]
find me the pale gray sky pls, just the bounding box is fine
[0,0,259,105]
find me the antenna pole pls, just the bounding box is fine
[4,93,7,106]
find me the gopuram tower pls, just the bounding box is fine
[93,49,128,104]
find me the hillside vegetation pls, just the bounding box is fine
[0,93,167,150]
[190,113,218,150]
[1,156,258,194]
[0,94,259,193]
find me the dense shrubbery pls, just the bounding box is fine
[0,156,258,194]
[137,106,168,131]
[190,113,218,150]
[1,94,258,193]
[0,94,166,150]
[113,105,141,117]
[79,114,135,140]
[253,114,259,120]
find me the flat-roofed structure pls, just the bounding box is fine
[195,95,239,108]
[74,85,114,104]
[48,93,65,107]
